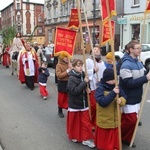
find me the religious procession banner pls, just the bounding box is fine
[101,21,115,45]
[145,0,150,13]
[68,9,79,29]
[54,27,77,58]
[100,0,117,24]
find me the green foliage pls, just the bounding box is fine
[1,24,16,46]
[27,25,39,43]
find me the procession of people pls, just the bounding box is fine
[0,37,149,150]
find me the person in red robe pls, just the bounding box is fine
[2,45,11,68]
[18,42,39,90]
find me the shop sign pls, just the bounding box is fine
[117,17,127,24]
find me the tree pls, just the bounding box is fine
[1,24,16,46]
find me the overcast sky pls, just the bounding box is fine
[0,0,44,11]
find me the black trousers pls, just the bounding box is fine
[25,76,34,90]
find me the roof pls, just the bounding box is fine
[0,0,44,12]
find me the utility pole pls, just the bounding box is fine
[93,0,96,47]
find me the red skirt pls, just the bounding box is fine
[121,112,137,143]
[2,53,11,66]
[39,84,49,97]
[58,92,68,109]
[67,110,94,142]
[89,90,96,127]
[95,126,119,150]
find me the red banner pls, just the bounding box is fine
[100,0,117,23]
[54,27,77,58]
[68,9,79,29]
[145,0,150,13]
[101,21,115,45]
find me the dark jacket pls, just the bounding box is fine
[67,70,88,109]
[95,79,127,107]
[119,53,148,105]
[38,67,50,84]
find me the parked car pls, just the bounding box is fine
[115,44,150,70]
[44,46,54,67]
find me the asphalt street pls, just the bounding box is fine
[0,59,150,150]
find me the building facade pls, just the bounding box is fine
[44,0,122,53]
[122,0,149,48]
[44,0,102,53]
[0,0,45,44]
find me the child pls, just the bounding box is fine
[94,68,126,150]
[105,52,113,68]
[2,45,11,68]
[38,61,50,100]
[67,59,95,149]
[56,53,72,118]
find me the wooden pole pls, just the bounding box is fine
[130,12,149,147]
[76,0,91,120]
[105,0,122,149]
[130,82,149,147]
[80,0,99,81]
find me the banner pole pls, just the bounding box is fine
[105,0,122,149]
[76,0,92,120]
[80,0,99,81]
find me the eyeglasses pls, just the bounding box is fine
[133,47,142,50]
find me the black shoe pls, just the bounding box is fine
[11,72,14,75]
[122,141,136,148]
[138,121,142,126]
[58,112,64,118]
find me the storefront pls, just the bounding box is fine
[122,13,150,48]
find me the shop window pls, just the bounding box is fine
[132,24,140,41]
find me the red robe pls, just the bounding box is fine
[18,48,39,84]
[2,47,11,66]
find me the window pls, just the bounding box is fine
[53,7,58,18]
[133,0,139,5]
[38,16,42,22]
[95,0,100,10]
[60,3,69,16]
[47,8,51,19]
[131,24,140,41]
[17,26,21,33]
[17,15,21,21]
[38,27,43,34]
[17,3,20,10]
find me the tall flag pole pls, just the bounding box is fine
[101,0,122,149]
[76,0,92,120]
[130,0,150,147]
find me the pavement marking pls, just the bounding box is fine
[147,100,150,103]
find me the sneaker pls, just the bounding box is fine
[72,139,77,143]
[43,96,47,100]
[82,140,95,148]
